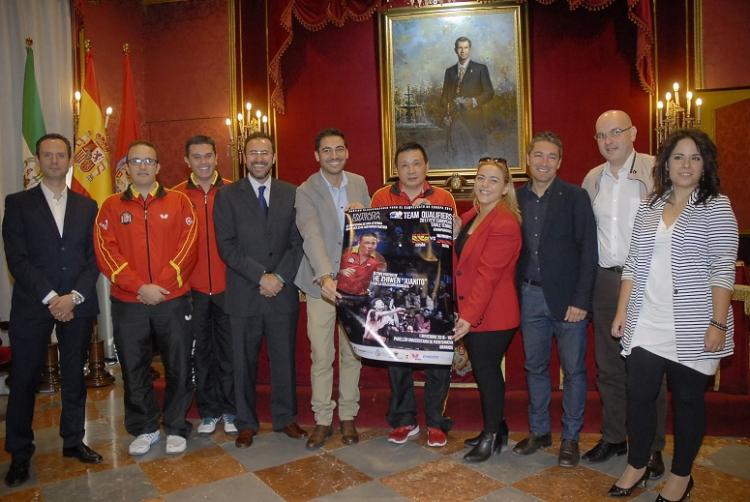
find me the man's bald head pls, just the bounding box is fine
[594,110,637,170]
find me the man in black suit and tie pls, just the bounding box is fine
[213,132,305,448]
[441,36,494,165]
[2,133,102,487]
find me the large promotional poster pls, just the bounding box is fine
[336,206,456,365]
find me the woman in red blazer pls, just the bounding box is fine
[453,158,522,462]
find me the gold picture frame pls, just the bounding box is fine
[378,1,531,188]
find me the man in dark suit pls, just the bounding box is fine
[441,36,494,165]
[213,132,305,448]
[512,131,598,468]
[2,133,102,488]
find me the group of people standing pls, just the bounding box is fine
[451,110,737,502]
[3,110,738,502]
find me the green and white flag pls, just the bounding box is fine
[22,39,46,189]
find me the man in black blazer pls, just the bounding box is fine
[441,36,494,165]
[512,131,598,469]
[213,132,305,448]
[2,134,102,487]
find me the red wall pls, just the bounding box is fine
[275,2,650,192]
[77,0,233,189]
[702,0,750,90]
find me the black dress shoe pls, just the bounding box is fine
[558,439,580,468]
[582,440,628,463]
[647,451,665,480]
[512,433,552,456]
[62,443,103,464]
[465,420,509,448]
[607,469,648,497]
[655,475,693,502]
[4,459,30,487]
[463,431,502,463]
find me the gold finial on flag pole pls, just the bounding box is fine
[123,43,129,54]
[26,37,33,48]
[85,39,92,52]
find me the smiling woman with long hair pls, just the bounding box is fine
[609,129,738,501]
[452,157,522,462]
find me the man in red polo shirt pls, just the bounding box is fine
[371,142,457,448]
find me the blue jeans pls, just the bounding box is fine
[520,283,588,441]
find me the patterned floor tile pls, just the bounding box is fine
[163,472,283,501]
[512,464,647,502]
[381,456,503,502]
[139,445,246,494]
[40,463,158,502]
[311,479,408,501]
[332,436,439,478]
[254,452,371,501]
[223,430,315,471]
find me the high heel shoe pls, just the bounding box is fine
[464,420,509,448]
[463,431,502,463]
[655,476,694,502]
[608,469,649,497]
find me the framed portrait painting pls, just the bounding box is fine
[379,2,531,185]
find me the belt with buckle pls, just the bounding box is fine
[522,278,543,287]
[602,266,623,273]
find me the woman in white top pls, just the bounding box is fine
[608,129,738,502]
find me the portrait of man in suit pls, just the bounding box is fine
[2,133,102,488]
[213,132,306,449]
[441,36,494,166]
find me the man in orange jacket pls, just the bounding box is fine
[173,135,236,437]
[95,140,197,456]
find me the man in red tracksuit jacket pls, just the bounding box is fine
[173,135,236,437]
[95,140,197,457]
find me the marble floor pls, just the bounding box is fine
[1,381,749,501]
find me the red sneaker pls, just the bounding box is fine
[427,427,447,447]
[388,425,420,444]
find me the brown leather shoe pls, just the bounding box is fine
[277,422,308,439]
[340,420,359,445]
[235,429,255,448]
[306,424,333,450]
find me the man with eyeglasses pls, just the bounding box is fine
[370,142,456,448]
[213,132,305,448]
[95,140,198,456]
[581,110,666,477]
[173,136,236,438]
[513,132,597,468]
[295,128,371,450]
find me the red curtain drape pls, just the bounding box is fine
[268,0,655,114]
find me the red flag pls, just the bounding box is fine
[114,44,140,192]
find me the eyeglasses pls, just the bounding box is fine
[594,126,633,141]
[127,158,158,167]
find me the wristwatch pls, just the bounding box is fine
[70,291,84,306]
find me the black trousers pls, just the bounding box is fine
[464,328,516,434]
[5,314,93,461]
[191,291,234,418]
[593,266,667,450]
[626,347,710,476]
[230,310,298,432]
[111,296,193,438]
[387,363,452,431]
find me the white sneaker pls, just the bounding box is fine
[129,431,160,456]
[197,417,220,436]
[166,434,187,454]
[223,414,238,435]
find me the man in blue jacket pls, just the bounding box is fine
[512,131,598,468]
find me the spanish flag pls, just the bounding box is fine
[72,45,112,206]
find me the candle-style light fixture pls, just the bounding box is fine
[655,82,703,146]
[226,101,270,162]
